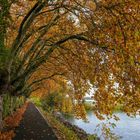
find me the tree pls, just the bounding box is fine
[0,0,140,128]
[0,0,19,129]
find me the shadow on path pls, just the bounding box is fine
[13,103,57,140]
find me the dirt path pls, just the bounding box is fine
[13,103,57,140]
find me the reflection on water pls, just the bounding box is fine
[64,111,140,140]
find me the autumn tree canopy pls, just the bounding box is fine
[0,0,140,118]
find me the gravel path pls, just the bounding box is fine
[13,103,58,140]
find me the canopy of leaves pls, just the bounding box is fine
[0,0,140,119]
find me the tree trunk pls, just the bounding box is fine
[0,96,3,131]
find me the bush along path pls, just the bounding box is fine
[13,102,58,140]
[0,102,28,140]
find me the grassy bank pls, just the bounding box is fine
[0,102,28,140]
[40,108,80,140]
[3,94,25,119]
[40,108,98,140]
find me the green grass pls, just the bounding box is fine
[88,134,99,140]
[40,108,80,140]
[39,108,98,140]
[29,97,42,107]
[3,94,25,118]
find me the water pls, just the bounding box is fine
[65,111,140,140]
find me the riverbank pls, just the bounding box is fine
[53,112,99,140]
[63,111,140,140]
[41,109,80,140]
[39,108,99,140]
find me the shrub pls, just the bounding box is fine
[41,92,63,111]
[2,94,25,119]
